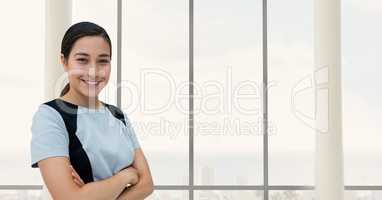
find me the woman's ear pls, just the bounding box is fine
[60,54,69,72]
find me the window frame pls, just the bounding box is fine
[2,0,382,199]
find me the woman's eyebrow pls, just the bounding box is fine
[98,53,110,58]
[74,52,89,57]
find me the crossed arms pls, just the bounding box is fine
[38,148,154,200]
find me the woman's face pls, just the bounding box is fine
[61,36,111,98]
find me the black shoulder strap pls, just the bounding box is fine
[42,98,94,183]
[103,103,126,126]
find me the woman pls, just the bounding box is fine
[30,21,154,200]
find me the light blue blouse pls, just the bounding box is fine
[30,101,140,181]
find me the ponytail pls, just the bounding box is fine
[60,83,70,97]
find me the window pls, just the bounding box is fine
[121,0,189,185]
[342,0,382,186]
[2,0,382,199]
[268,0,315,186]
[0,0,45,185]
[194,0,263,186]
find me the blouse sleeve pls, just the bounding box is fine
[123,113,141,150]
[30,104,69,168]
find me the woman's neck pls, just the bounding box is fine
[59,89,102,109]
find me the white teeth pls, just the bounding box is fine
[82,79,99,85]
[87,81,97,85]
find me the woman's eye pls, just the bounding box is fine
[99,59,110,64]
[77,58,88,63]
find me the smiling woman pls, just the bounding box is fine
[59,22,112,99]
[30,21,153,200]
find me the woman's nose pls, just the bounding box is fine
[87,64,105,79]
[87,65,97,78]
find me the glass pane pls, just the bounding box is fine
[268,0,315,185]
[194,0,263,185]
[0,0,44,185]
[122,0,189,185]
[342,0,382,185]
[269,191,382,200]
[195,190,263,200]
[147,190,188,200]
[371,191,382,200]
[270,190,314,200]
[72,0,118,105]
[0,190,42,200]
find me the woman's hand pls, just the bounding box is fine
[118,166,139,187]
[70,164,139,188]
[70,165,85,187]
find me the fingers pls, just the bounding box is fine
[73,177,84,187]
[70,165,85,187]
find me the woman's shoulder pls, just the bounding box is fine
[34,101,61,119]
[32,99,67,129]
[102,101,130,125]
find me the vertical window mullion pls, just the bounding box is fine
[263,0,269,199]
[189,0,194,199]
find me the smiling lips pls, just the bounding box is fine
[81,79,101,86]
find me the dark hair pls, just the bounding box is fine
[60,21,112,97]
